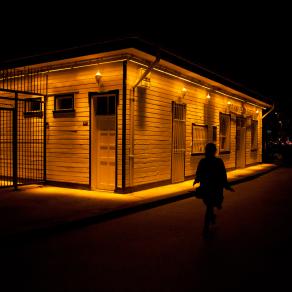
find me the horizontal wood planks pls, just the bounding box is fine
[46,62,123,185]
[127,62,262,187]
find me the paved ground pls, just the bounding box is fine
[0,166,291,292]
[0,163,276,239]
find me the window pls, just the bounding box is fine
[192,124,208,155]
[95,95,116,115]
[24,98,42,117]
[219,113,231,153]
[54,94,74,112]
[251,120,258,150]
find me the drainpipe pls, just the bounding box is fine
[132,56,161,90]
[262,103,275,119]
[262,103,275,161]
[129,55,160,187]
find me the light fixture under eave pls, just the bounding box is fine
[206,92,211,99]
[227,101,231,105]
[256,109,259,113]
[95,70,102,86]
[182,87,187,97]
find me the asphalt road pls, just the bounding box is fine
[1,167,292,292]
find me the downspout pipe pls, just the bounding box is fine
[132,55,160,90]
[129,55,160,188]
[262,103,275,162]
[262,103,275,119]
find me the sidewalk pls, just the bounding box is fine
[0,163,278,240]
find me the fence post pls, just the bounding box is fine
[43,95,47,182]
[13,93,18,190]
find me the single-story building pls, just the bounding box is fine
[0,38,272,192]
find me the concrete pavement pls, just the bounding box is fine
[0,163,277,240]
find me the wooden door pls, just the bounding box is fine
[236,117,246,168]
[172,102,186,183]
[91,94,116,191]
[95,116,116,190]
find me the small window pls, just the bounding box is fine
[219,113,231,153]
[173,102,186,121]
[24,98,42,117]
[251,120,258,150]
[95,95,116,115]
[54,94,74,112]
[192,124,208,155]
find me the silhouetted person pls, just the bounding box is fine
[193,143,234,236]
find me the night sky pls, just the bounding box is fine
[0,4,290,107]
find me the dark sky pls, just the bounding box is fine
[0,4,290,106]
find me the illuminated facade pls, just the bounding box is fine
[1,43,271,192]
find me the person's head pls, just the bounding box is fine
[205,143,217,157]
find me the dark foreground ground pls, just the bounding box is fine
[1,167,291,292]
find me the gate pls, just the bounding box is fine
[0,107,13,187]
[172,102,186,183]
[0,67,47,189]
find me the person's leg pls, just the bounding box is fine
[204,204,213,231]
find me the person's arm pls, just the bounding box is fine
[220,159,235,191]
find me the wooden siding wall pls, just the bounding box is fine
[127,62,262,187]
[1,58,263,189]
[46,62,123,186]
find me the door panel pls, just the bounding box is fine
[236,117,246,168]
[96,116,116,190]
[91,93,117,191]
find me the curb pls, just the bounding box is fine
[1,165,279,245]
[229,165,279,185]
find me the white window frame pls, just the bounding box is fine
[54,93,75,113]
[191,124,208,155]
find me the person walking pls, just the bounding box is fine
[193,143,234,237]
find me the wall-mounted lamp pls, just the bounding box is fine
[182,87,187,98]
[206,92,211,99]
[95,70,102,86]
[256,109,259,113]
[227,101,231,105]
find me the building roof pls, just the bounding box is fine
[0,36,272,106]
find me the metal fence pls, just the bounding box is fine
[0,106,13,187]
[0,68,47,96]
[0,95,45,188]
[0,66,47,189]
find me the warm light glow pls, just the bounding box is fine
[129,59,267,109]
[95,70,102,85]
[227,101,231,105]
[129,59,211,90]
[182,87,187,97]
[206,93,211,99]
[256,109,259,113]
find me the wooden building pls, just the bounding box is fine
[0,40,271,192]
